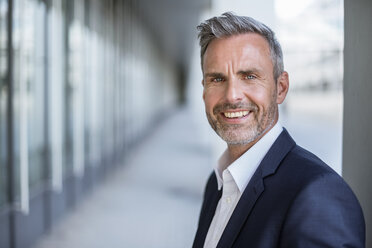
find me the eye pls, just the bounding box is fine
[244,74,256,80]
[212,77,224,83]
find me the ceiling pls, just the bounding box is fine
[135,0,211,72]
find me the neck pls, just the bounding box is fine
[226,142,254,165]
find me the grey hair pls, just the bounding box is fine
[197,12,284,80]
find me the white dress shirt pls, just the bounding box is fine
[203,123,283,248]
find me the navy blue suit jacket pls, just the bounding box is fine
[193,129,365,248]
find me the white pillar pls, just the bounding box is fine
[343,0,372,246]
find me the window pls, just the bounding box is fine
[13,0,47,200]
[0,0,8,208]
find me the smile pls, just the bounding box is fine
[223,111,250,118]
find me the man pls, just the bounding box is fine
[192,12,365,248]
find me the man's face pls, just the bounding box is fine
[202,33,288,146]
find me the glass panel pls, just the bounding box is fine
[48,0,65,191]
[65,0,85,177]
[28,1,46,190]
[0,0,8,208]
[63,17,73,178]
[83,28,96,167]
[63,0,74,177]
[13,0,46,197]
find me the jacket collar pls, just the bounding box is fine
[216,128,296,248]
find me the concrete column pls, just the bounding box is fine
[343,0,372,246]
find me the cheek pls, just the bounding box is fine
[243,86,276,111]
[203,90,221,110]
[243,86,268,104]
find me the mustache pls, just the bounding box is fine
[213,102,258,115]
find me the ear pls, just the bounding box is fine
[276,71,289,104]
[202,79,206,100]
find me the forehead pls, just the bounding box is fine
[202,33,272,72]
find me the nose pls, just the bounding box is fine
[225,79,243,102]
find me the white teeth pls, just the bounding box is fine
[224,111,249,118]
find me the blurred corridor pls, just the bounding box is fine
[31,107,212,248]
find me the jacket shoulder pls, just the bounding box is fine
[282,144,338,180]
[277,145,365,247]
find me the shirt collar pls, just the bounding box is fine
[214,122,283,192]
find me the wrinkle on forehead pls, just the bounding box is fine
[203,33,273,77]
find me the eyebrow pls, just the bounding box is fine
[204,69,263,79]
[203,72,226,79]
[237,69,262,75]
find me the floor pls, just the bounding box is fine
[32,107,213,248]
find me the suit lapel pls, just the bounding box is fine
[217,129,296,248]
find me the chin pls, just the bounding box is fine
[219,132,260,146]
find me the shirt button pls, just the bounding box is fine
[226,197,231,203]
